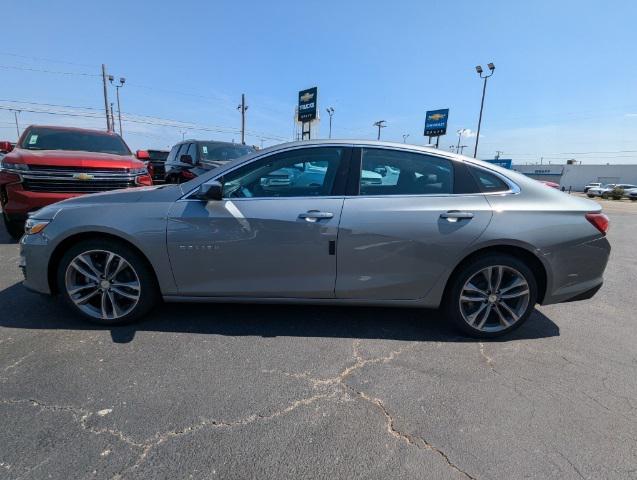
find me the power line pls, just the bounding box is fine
[0,64,99,77]
[0,52,96,68]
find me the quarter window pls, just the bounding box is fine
[468,167,510,193]
[359,148,454,195]
[220,147,346,198]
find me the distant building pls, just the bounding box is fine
[511,163,637,190]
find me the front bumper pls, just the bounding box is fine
[2,182,81,217]
[19,233,54,295]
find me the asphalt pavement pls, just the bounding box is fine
[1,203,636,479]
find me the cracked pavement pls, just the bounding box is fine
[1,208,636,479]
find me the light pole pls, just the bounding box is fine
[456,128,468,153]
[109,76,126,136]
[402,134,409,143]
[326,107,335,139]
[458,145,468,154]
[373,120,387,140]
[473,62,495,158]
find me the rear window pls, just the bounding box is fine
[20,127,131,156]
[200,143,254,163]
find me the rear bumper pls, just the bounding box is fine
[562,282,603,302]
[541,236,610,305]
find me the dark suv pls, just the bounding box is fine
[164,140,255,183]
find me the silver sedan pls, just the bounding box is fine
[19,140,611,338]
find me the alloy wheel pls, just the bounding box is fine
[64,249,141,320]
[459,265,530,333]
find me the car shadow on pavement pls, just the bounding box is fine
[0,282,560,344]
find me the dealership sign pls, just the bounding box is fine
[424,109,449,137]
[485,159,512,169]
[298,87,318,122]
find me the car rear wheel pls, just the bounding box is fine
[444,254,538,338]
[2,211,24,240]
[57,239,159,325]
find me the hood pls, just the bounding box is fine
[7,148,144,169]
[30,184,183,219]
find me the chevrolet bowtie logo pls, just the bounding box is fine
[73,173,95,181]
[300,92,314,102]
[428,113,447,121]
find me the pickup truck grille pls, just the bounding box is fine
[21,167,137,193]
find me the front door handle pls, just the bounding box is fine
[440,210,474,220]
[299,210,334,222]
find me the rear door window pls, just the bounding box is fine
[359,148,454,196]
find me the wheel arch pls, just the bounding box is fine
[48,231,160,295]
[442,244,548,304]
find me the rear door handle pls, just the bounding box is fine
[440,210,474,220]
[299,210,334,222]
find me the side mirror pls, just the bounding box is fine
[196,180,223,201]
[136,149,150,160]
[0,141,14,153]
[180,154,193,165]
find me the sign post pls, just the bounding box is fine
[298,87,318,140]
[424,109,449,148]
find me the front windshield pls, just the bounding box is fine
[199,143,254,163]
[19,127,131,156]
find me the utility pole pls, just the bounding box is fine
[402,134,409,143]
[326,107,335,139]
[101,64,111,131]
[495,150,503,160]
[237,93,248,145]
[12,110,20,137]
[109,103,115,131]
[373,120,387,140]
[458,145,468,154]
[110,76,126,136]
[473,62,495,158]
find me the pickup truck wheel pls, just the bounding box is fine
[586,194,595,198]
[443,254,538,338]
[2,212,24,240]
[57,239,159,325]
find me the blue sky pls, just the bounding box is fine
[1,0,636,164]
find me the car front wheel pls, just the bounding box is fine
[444,254,538,338]
[57,239,159,325]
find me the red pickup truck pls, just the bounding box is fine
[0,125,152,239]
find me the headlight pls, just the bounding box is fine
[24,218,50,235]
[0,160,29,172]
[129,167,148,175]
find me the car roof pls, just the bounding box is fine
[179,140,253,147]
[25,125,121,136]
[252,139,501,170]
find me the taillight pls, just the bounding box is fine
[135,174,153,186]
[181,170,196,180]
[585,213,609,235]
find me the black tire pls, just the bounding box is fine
[586,194,595,198]
[601,193,609,199]
[56,238,159,325]
[443,253,538,338]
[2,211,24,240]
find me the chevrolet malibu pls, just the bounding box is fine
[18,140,611,338]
